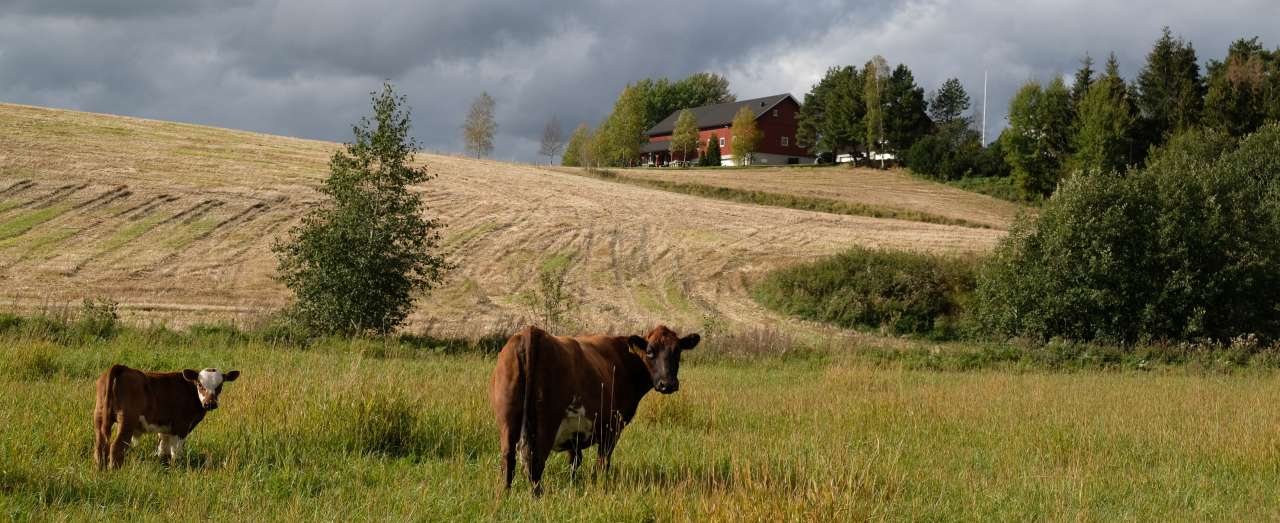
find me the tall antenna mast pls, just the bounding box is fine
[981,70,988,145]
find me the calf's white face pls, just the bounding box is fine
[181,368,240,410]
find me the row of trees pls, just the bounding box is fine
[796,56,931,164]
[561,73,740,167]
[1003,29,1280,199]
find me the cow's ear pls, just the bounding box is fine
[223,370,240,382]
[627,335,648,355]
[678,333,701,351]
[182,369,199,381]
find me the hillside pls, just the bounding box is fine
[0,103,1002,333]
[610,165,1025,229]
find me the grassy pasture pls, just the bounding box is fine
[3,330,1279,521]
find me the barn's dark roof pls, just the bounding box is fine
[639,140,669,153]
[645,94,795,136]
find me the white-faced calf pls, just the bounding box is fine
[93,364,240,469]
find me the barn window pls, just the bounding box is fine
[781,136,789,147]
[719,137,725,147]
[773,109,779,117]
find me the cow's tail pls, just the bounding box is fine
[104,364,125,415]
[517,325,540,466]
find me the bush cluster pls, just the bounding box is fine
[752,246,976,337]
[904,134,1010,182]
[974,125,1280,343]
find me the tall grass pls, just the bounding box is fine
[3,324,1280,520]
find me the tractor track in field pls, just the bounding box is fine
[0,103,1006,332]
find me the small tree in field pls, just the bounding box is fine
[670,109,699,165]
[538,116,564,164]
[274,83,449,336]
[463,92,497,158]
[730,106,760,165]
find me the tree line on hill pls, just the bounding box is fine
[560,73,739,168]
[552,27,1280,204]
[987,28,1279,200]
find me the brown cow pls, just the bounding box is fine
[490,324,700,495]
[93,364,240,469]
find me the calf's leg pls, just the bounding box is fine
[93,409,113,470]
[108,417,136,469]
[168,436,185,465]
[156,434,172,465]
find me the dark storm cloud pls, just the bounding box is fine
[2,1,1277,161]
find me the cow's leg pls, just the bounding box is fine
[595,447,613,475]
[108,416,136,469]
[93,408,113,470]
[595,427,622,476]
[528,421,560,497]
[168,436,185,465]
[496,407,521,494]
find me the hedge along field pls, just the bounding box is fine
[4,328,1280,521]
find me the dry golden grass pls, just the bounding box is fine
[612,165,1026,229]
[0,103,1002,333]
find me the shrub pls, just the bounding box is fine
[975,125,1280,343]
[753,246,977,337]
[903,134,949,179]
[73,298,120,341]
[905,133,1010,182]
[533,253,576,331]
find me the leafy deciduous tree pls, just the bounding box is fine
[561,123,589,167]
[538,116,564,164]
[730,106,760,165]
[274,83,448,336]
[1072,59,1135,173]
[1002,78,1074,199]
[863,55,889,165]
[463,91,497,158]
[669,109,700,164]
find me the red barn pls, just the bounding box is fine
[640,94,811,166]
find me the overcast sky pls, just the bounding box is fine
[3,1,1278,162]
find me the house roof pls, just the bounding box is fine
[645,94,795,136]
[639,140,669,154]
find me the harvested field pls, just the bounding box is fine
[0,103,1002,333]
[609,165,1026,229]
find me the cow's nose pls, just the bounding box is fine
[205,403,218,410]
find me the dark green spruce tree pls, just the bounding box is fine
[883,64,932,155]
[703,133,722,166]
[1135,27,1205,147]
[1071,53,1096,107]
[273,82,449,336]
